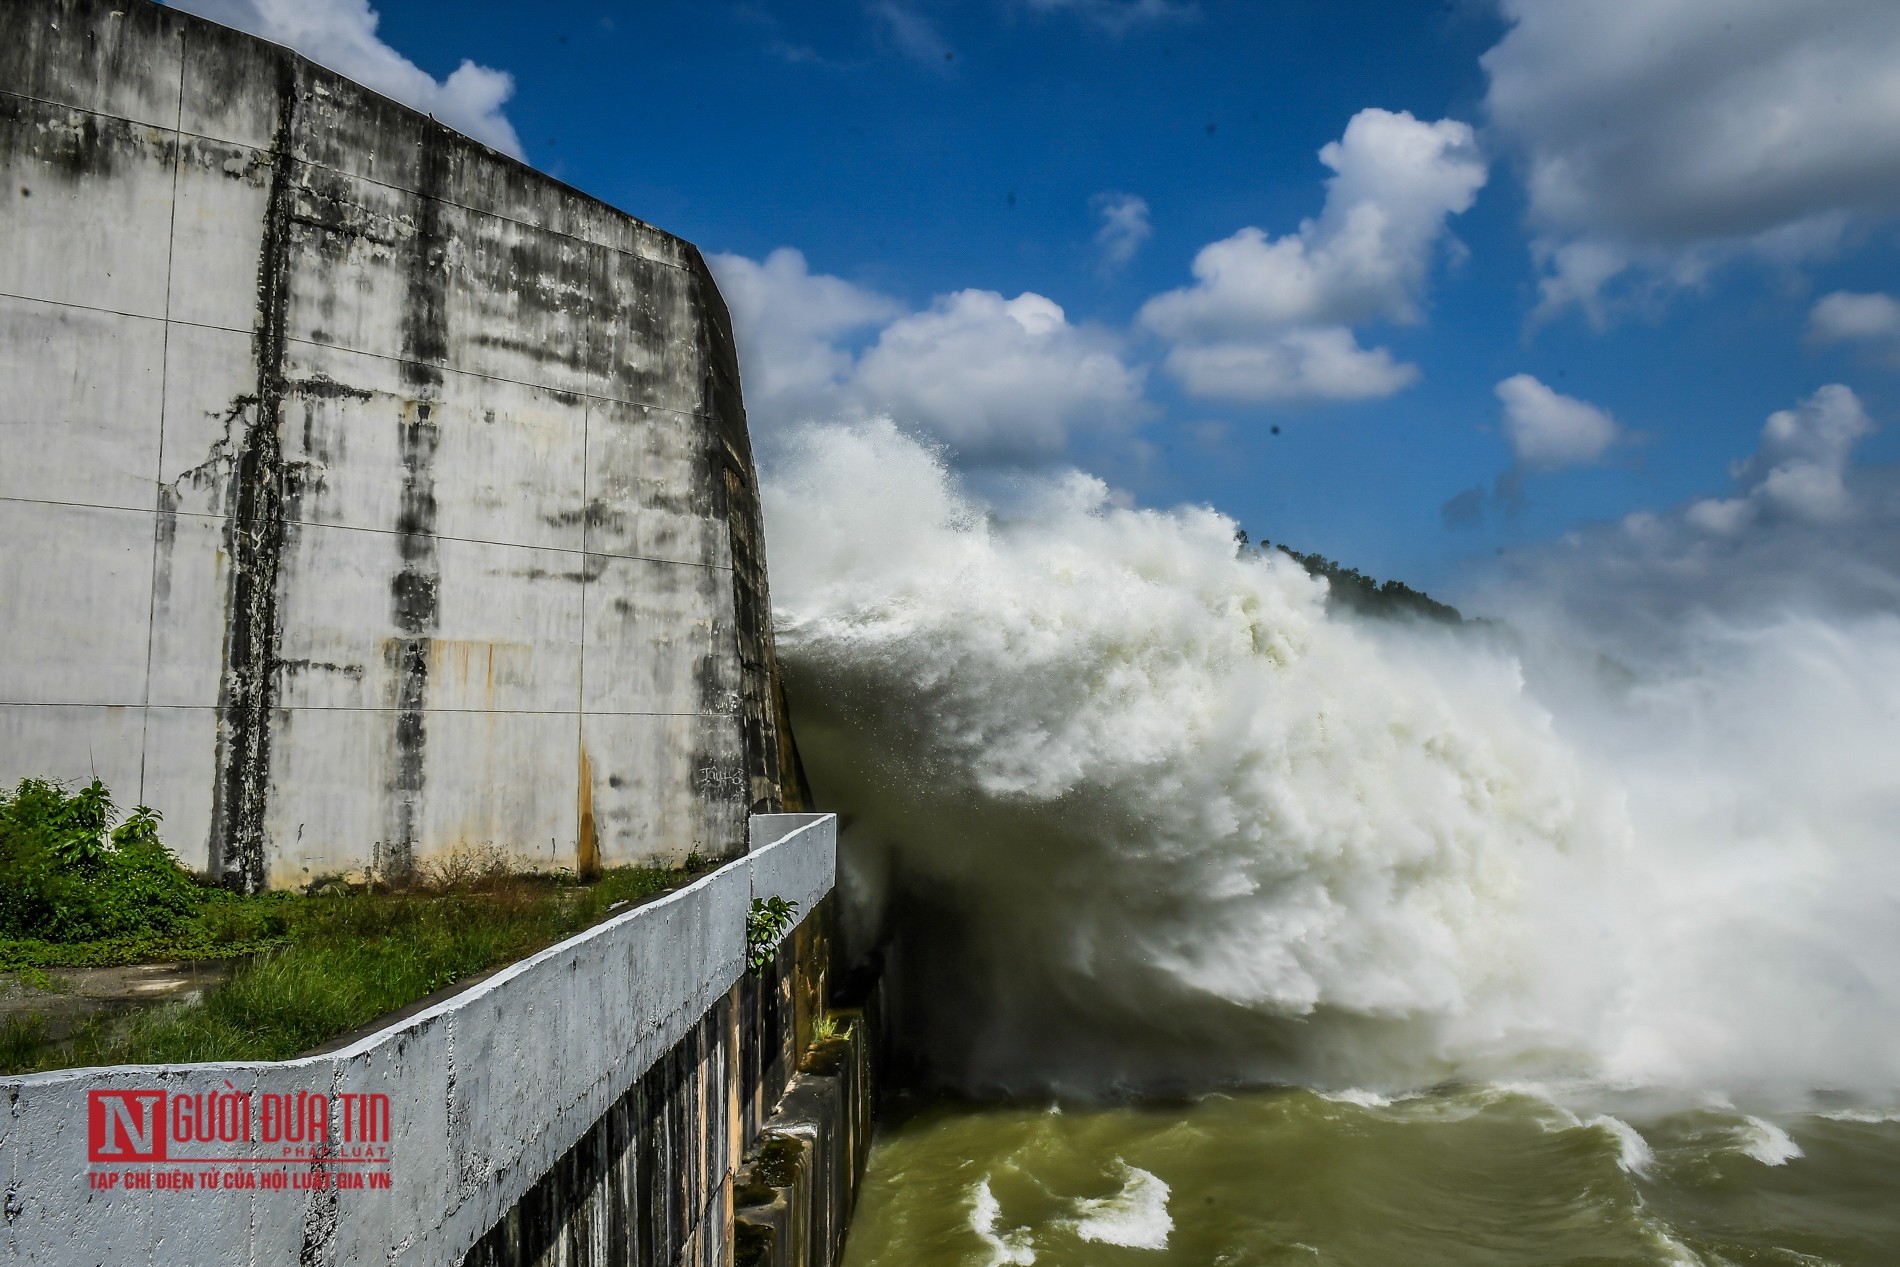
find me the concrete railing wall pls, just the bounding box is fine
[0,814,839,1267]
[0,0,802,890]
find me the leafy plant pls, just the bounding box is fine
[810,1011,849,1045]
[746,896,799,972]
[109,804,163,851]
[0,778,203,942]
[49,778,115,870]
[15,967,56,993]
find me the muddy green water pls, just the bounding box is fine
[842,1085,1900,1266]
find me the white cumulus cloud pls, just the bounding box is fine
[709,248,902,426]
[1496,374,1622,471]
[1140,108,1485,404]
[1164,328,1417,404]
[1483,0,1900,322]
[1093,192,1153,270]
[1722,383,1876,525]
[709,250,1146,465]
[1483,385,1895,639]
[853,290,1146,462]
[168,0,524,157]
[1809,291,1900,363]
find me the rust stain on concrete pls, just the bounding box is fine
[576,740,600,878]
[425,638,526,707]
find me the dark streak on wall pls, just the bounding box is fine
[464,997,736,1267]
[209,63,300,893]
[382,134,451,877]
[385,397,441,876]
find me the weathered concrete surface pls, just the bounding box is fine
[0,0,802,889]
[0,814,838,1267]
[746,815,837,918]
[731,997,878,1267]
[463,817,855,1267]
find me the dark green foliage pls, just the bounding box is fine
[746,896,799,972]
[46,778,113,870]
[1243,537,1465,624]
[0,779,205,942]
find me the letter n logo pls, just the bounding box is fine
[88,1091,167,1162]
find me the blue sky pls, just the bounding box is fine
[175,0,1900,604]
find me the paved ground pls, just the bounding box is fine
[0,960,238,1044]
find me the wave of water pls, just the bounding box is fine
[763,419,1900,1099]
[1067,1162,1172,1249]
[845,1087,1897,1267]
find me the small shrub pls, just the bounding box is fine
[746,896,799,972]
[412,844,515,893]
[0,778,204,942]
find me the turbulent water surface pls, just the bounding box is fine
[842,1088,1900,1266]
[762,420,1900,1265]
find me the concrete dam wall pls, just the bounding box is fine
[0,0,805,889]
[0,814,872,1267]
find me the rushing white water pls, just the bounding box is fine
[1066,1163,1172,1250]
[1736,1115,1805,1166]
[763,419,1900,1099]
[1584,1115,1656,1176]
[970,1177,1038,1266]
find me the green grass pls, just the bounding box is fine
[0,776,717,1073]
[0,861,708,1074]
[0,895,297,970]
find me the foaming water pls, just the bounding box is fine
[764,420,1900,1099]
[970,1178,1037,1266]
[1587,1114,1657,1176]
[842,1088,1900,1267]
[1067,1163,1172,1249]
[1737,1116,1805,1166]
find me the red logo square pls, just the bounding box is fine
[87,1091,168,1162]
